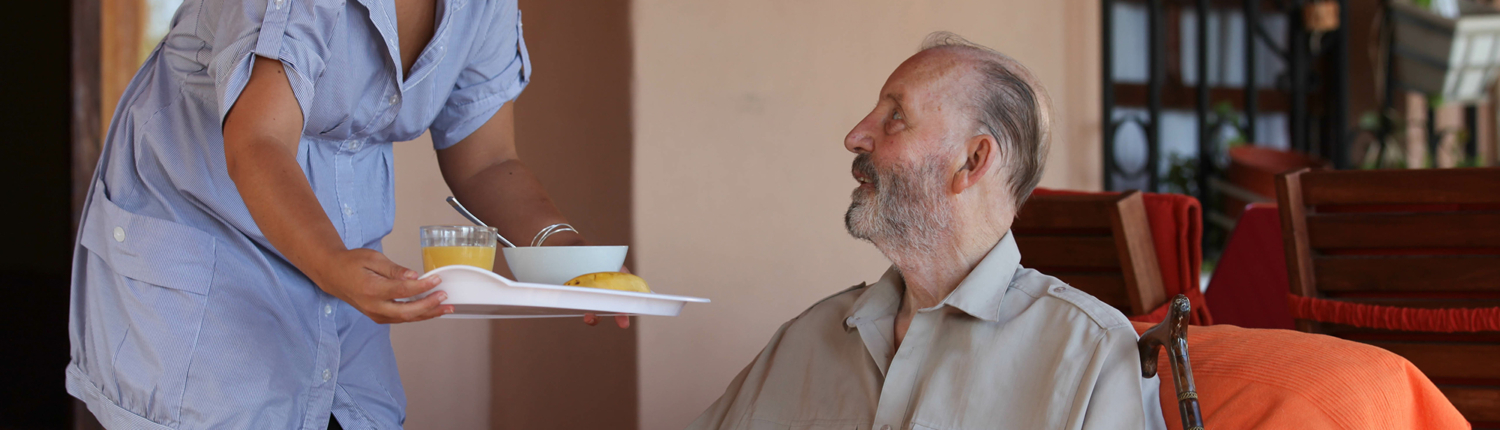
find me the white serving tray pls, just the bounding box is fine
[412,265,710,319]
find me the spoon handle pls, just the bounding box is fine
[446,196,517,248]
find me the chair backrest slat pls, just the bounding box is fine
[1370,342,1500,380]
[1438,387,1500,423]
[1300,168,1500,205]
[1314,255,1500,293]
[1013,195,1118,229]
[1305,212,1500,249]
[1013,190,1164,316]
[1013,236,1121,269]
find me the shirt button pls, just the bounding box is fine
[322,369,331,382]
[273,0,283,8]
[388,94,400,105]
[1052,286,1065,294]
[880,426,891,430]
[342,205,353,216]
[324,304,333,316]
[845,317,859,326]
[348,141,361,151]
[112,226,125,243]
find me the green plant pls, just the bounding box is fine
[1163,153,1197,196]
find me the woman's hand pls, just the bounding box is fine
[582,264,631,328]
[582,314,631,328]
[312,249,452,324]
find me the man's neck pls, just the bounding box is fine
[880,222,1006,318]
[880,229,996,350]
[890,248,978,312]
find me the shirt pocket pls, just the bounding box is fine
[79,181,217,427]
[80,182,217,294]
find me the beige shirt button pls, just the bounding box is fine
[113,226,125,243]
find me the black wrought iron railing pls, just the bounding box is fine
[1101,0,1352,202]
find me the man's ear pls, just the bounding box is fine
[952,134,998,194]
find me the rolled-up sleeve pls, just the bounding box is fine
[207,0,337,127]
[429,3,531,150]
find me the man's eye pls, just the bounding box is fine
[885,110,906,134]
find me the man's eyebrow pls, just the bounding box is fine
[883,93,905,111]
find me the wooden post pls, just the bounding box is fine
[71,0,101,229]
[1406,92,1428,168]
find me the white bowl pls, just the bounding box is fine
[501,246,628,285]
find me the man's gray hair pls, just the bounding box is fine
[920,31,1053,211]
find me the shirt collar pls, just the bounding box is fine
[843,231,1023,329]
[843,267,904,329]
[940,231,1023,322]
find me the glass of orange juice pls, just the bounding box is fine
[420,225,498,272]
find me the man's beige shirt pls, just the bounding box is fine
[689,233,1167,430]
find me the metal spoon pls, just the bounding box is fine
[445,196,517,248]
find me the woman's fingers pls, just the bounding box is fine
[387,275,442,300]
[376,290,448,323]
[409,302,455,322]
[581,313,630,328]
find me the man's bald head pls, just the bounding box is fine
[918,32,1053,211]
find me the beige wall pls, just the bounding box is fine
[491,0,638,428]
[631,1,1102,429]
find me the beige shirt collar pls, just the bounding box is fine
[843,231,1022,329]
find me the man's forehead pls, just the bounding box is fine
[881,49,976,109]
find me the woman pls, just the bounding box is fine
[66,0,618,428]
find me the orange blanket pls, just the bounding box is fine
[1132,322,1468,429]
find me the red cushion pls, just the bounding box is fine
[1032,188,1213,324]
[1288,294,1500,333]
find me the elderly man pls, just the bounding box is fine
[688,33,1166,430]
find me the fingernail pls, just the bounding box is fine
[430,276,442,284]
[437,292,448,301]
[444,306,454,314]
[406,270,418,280]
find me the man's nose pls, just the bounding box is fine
[844,119,874,154]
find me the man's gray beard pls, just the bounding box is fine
[844,154,954,253]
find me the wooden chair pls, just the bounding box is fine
[1276,167,1500,427]
[1013,190,1167,317]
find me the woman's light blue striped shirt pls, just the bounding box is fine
[67,0,529,428]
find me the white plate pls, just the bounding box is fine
[412,265,710,319]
